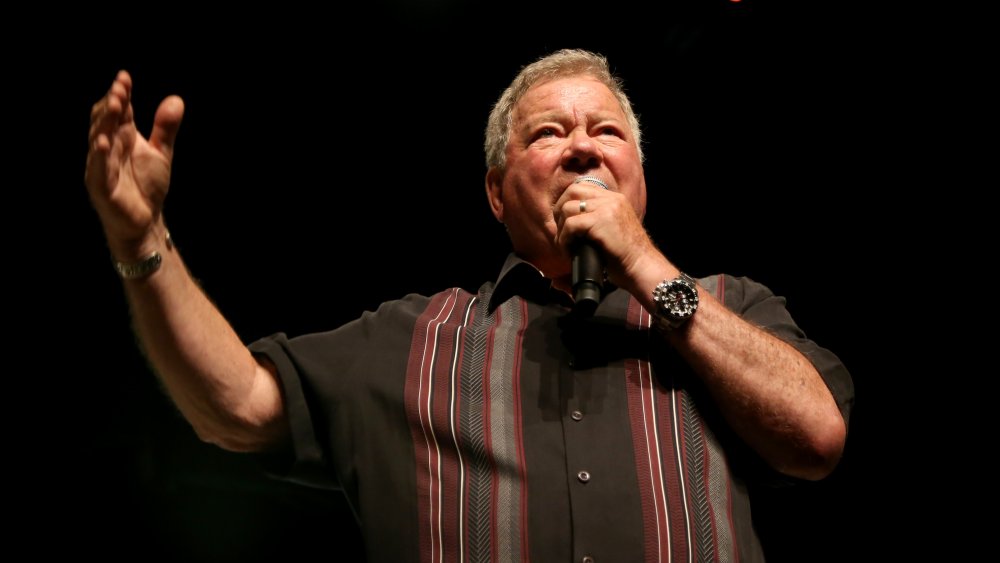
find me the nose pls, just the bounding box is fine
[562,128,602,173]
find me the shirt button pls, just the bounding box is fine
[571,410,584,421]
[577,470,591,483]
[582,556,595,563]
[568,358,576,368]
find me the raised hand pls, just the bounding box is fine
[85,71,184,260]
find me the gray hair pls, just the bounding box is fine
[484,49,643,171]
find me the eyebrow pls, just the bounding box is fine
[518,111,625,133]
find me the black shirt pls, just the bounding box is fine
[249,255,853,563]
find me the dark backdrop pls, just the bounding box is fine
[17,5,939,562]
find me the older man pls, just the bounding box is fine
[86,49,851,562]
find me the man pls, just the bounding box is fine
[86,49,852,562]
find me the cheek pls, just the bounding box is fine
[524,154,558,182]
[503,150,565,218]
[609,152,646,214]
[512,171,558,207]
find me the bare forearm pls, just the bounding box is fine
[117,231,285,451]
[624,253,845,480]
[670,294,846,480]
[86,73,284,452]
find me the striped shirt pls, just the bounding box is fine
[249,255,853,563]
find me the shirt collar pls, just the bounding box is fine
[487,253,574,313]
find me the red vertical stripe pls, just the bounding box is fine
[431,319,459,562]
[404,289,479,563]
[625,357,660,561]
[513,298,531,563]
[404,290,455,563]
[404,289,537,562]
[625,298,671,562]
[656,388,688,560]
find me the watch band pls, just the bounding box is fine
[113,251,163,280]
[111,230,173,280]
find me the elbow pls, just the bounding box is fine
[190,363,289,452]
[786,411,848,481]
[191,407,288,453]
[192,423,253,453]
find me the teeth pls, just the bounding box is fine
[574,176,609,190]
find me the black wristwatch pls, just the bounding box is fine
[651,273,699,330]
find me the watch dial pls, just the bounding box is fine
[668,282,697,318]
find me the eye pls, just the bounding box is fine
[537,127,556,138]
[600,126,620,137]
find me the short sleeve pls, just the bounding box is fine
[714,274,854,428]
[246,294,429,497]
[250,333,336,489]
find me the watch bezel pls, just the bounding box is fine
[652,274,699,329]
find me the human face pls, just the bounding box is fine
[486,75,647,281]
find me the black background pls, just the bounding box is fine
[15,3,949,561]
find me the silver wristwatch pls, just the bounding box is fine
[111,230,173,280]
[651,273,699,330]
[113,251,163,280]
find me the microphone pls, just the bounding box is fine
[572,176,609,316]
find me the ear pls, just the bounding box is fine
[485,168,504,223]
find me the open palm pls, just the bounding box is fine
[86,71,183,247]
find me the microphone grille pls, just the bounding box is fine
[574,176,610,190]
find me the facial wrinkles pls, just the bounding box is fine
[555,82,639,194]
[498,77,647,279]
[508,78,640,222]
[521,86,624,197]
[519,85,625,140]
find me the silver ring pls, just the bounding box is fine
[579,200,587,213]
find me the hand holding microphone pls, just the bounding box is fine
[571,176,609,316]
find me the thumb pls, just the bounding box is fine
[150,95,185,162]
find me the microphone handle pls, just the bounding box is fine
[573,242,603,316]
[571,175,610,317]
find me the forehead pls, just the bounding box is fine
[513,76,624,123]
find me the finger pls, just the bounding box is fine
[562,197,597,220]
[555,201,602,252]
[555,198,588,232]
[90,70,132,115]
[85,133,115,199]
[86,72,132,195]
[555,182,611,209]
[553,181,601,228]
[116,70,134,122]
[115,69,133,93]
[89,75,130,145]
[149,95,184,162]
